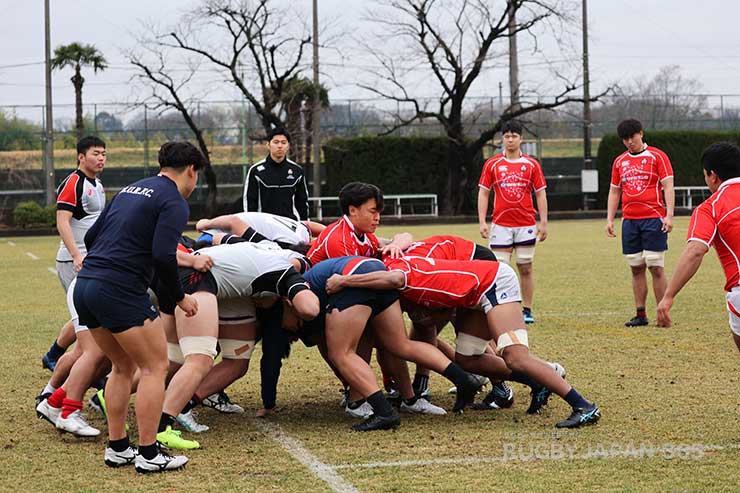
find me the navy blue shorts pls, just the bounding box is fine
[73,277,159,333]
[327,259,400,317]
[621,218,668,255]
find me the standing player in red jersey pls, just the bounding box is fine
[658,143,740,344]
[477,120,548,324]
[606,119,675,327]
[327,256,600,428]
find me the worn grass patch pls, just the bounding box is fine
[1,219,737,492]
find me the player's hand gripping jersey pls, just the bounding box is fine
[402,235,476,261]
[687,177,740,291]
[610,145,673,219]
[307,215,380,265]
[478,153,547,227]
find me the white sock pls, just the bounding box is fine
[42,382,57,395]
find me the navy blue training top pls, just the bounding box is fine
[303,256,387,309]
[78,175,189,302]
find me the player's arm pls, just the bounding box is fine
[56,210,84,271]
[534,188,548,242]
[378,232,414,258]
[605,186,621,237]
[657,240,709,327]
[305,220,326,237]
[196,214,248,236]
[244,165,259,212]
[661,177,675,233]
[326,270,405,294]
[477,187,491,239]
[176,250,214,272]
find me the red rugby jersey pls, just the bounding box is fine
[383,256,499,309]
[307,215,380,265]
[402,235,476,261]
[610,145,673,219]
[687,177,740,291]
[479,153,546,227]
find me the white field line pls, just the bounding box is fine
[47,267,57,275]
[253,419,359,493]
[331,443,740,470]
[7,241,15,246]
[26,251,39,260]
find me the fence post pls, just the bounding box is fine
[396,197,402,218]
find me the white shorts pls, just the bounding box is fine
[726,287,740,337]
[65,278,88,333]
[488,223,537,250]
[56,261,77,293]
[218,297,257,326]
[478,263,522,313]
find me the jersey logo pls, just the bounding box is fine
[257,165,265,171]
[621,163,652,197]
[288,169,294,175]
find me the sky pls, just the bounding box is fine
[2,0,740,123]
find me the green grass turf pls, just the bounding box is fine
[1,219,738,492]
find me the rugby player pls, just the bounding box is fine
[478,120,548,324]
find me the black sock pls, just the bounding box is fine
[509,370,539,389]
[366,391,393,417]
[139,442,159,460]
[442,362,470,387]
[182,397,198,414]
[564,388,590,409]
[157,413,175,433]
[403,395,418,406]
[347,398,366,409]
[522,306,532,315]
[108,436,130,453]
[47,340,65,360]
[636,307,646,318]
[242,227,268,243]
[412,374,429,395]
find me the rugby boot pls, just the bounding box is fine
[555,404,601,429]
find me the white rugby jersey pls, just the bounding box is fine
[56,170,106,261]
[196,242,308,300]
[207,212,310,245]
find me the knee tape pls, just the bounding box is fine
[455,332,490,356]
[514,247,535,264]
[167,342,185,364]
[625,252,646,267]
[494,251,512,265]
[644,250,665,268]
[219,339,255,360]
[495,329,529,355]
[179,336,218,359]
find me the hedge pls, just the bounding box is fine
[323,136,483,213]
[13,201,56,228]
[595,130,740,207]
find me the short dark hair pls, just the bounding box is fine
[338,182,384,215]
[76,136,106,155]
[701,142,740,181]
[617,119,643,140]
[158,141,206,171]
[501,120,523,135]
[267,127,291,143]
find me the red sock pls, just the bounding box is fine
[61,398,83,419]
[48,388,66,409]
[636,307,647,318]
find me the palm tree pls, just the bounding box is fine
[51,43,107,140]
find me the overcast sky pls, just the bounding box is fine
[3,0,740,122]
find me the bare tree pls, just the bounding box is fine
[129,50,218,216]
[360,0,609,214]
[160,0,313,137]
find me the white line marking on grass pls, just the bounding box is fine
[7,241,15,246]
[253,419,358,493]
[26,252,39,260]
[47,267,57,275]
[331,443,740,469]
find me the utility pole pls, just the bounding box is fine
[43,0,55,205]
[582,0,593,210]
[311,0,321,200]
[507,1,519,111]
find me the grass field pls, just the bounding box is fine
[2,219,737,492]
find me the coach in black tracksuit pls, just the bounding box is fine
[243,128,309,221]
[242,128,310,417]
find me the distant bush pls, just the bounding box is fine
[12,201,56,228]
